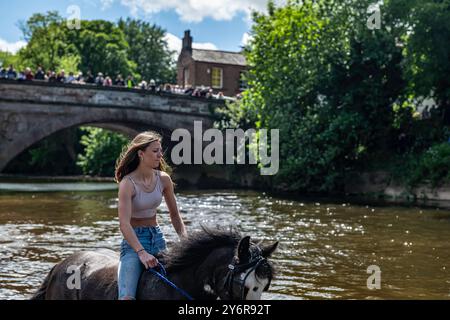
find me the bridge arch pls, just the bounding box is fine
[0,80,219,172]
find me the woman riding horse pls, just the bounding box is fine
[30,226,278,300]
[114,131,188,300]
[30,131,279,300]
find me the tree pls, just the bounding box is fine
[118,18,176,83]
[77,128,129,176]
[220,0,408,193]
[18,11,69,71]
[386,0,450,125]
[66,20,136,77]
[17,12,136,77]
[0,51,23,70]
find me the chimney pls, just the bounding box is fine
[182,30,193,53]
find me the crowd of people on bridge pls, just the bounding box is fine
[0,64,237,100]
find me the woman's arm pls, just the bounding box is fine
[118,179,158,269]
[161,173,188,240]
[118,179,144,252]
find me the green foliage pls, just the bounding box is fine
[387,0,450,124]
[218,0,408,193]
[15,11,175,80]
[213,100,259,130]
[18,11,67,71]
[0,51,24,70]
[217,0,450,193]
[66,20,135,77]
[118,18,176,83]
[76,128,128,176]
[390,142,450,188]
[29,140,58,168]
[58,54,81,75]
[419,143,450,186]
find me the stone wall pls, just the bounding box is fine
[345,171,450,201]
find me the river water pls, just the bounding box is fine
[0,182,449,300]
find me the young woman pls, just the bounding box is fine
[114,131,187,300]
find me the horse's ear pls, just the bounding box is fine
[261,241,278,258]
[237,236,251,261]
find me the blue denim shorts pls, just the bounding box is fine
[117,226,167,299]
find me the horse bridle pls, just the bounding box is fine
[224,248,271,300]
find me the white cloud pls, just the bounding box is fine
[164,32,218,57]
[120,0,276,22]
[164,33,181,53]
[241,32,253,47]
[0,38,27,54]
[100,0,115,10]
[192,42,218,50]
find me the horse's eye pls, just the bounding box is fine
[253,287,259,292]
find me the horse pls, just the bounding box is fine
[30,226,279,300]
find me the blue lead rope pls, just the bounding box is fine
[148,263,194,300]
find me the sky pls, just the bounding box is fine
[0,0,277,55]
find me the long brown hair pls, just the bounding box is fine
[114,131,172,183]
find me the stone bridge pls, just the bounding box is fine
[0,80,224,172]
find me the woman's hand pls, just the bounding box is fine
[137,250,158,269]
[180,232,188,241]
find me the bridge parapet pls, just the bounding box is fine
[0,79,224,115]
[0,80,223,172]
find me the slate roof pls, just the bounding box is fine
[191,49,247,66]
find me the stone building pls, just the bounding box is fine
[177,30,248,97]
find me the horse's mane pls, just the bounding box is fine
[163,225,242,272]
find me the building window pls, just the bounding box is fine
[184,68,190,87]
[211,67,223,89]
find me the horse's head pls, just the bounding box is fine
[159,226,278,300]
[220,236,278,300]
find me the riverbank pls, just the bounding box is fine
[2,173,450,210]
[344,171,450,203]
[0,174,115,183]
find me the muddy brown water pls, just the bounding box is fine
[0,182,449,300]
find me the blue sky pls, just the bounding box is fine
[0,0,272,54]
